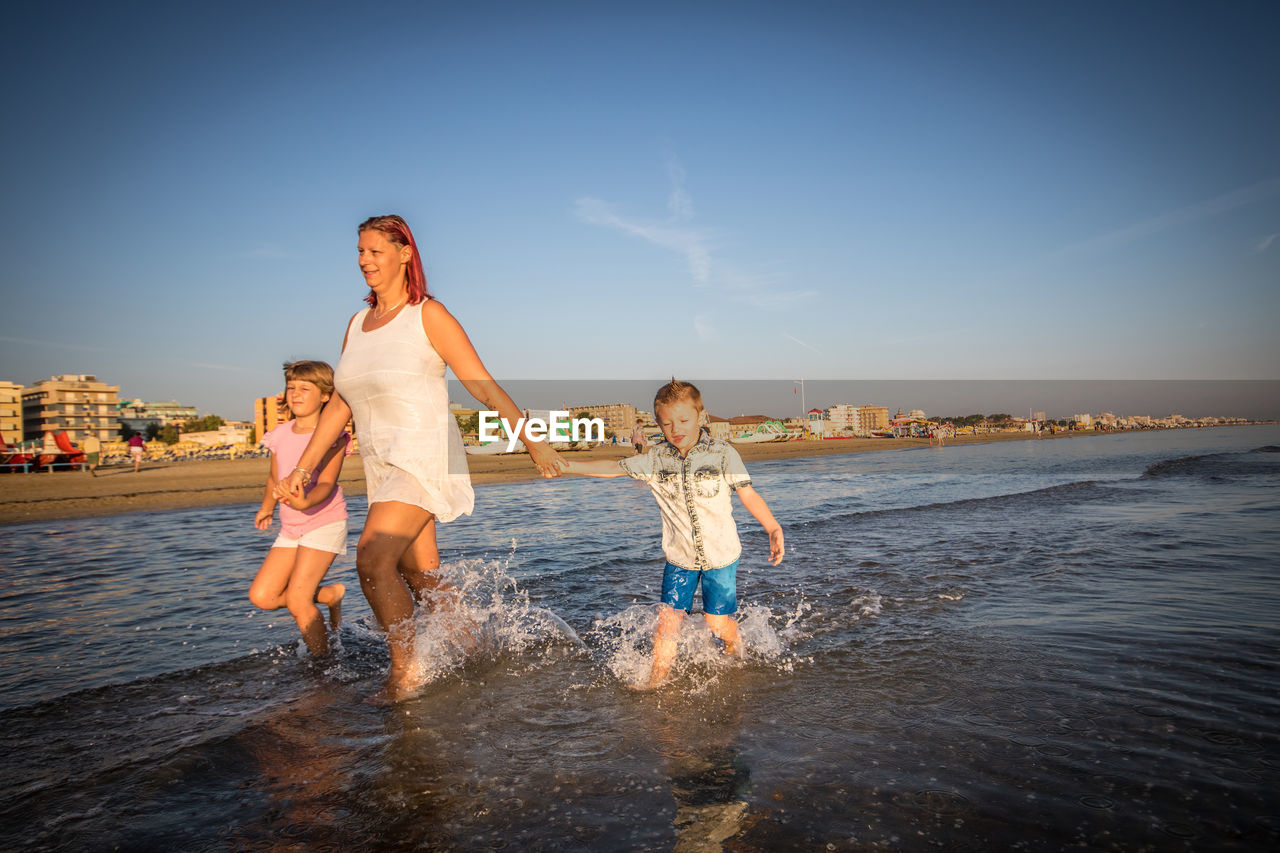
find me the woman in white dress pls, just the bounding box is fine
[279,214,561,700]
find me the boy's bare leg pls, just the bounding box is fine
[704,613,743,658]
[648,605,686,688]
[317,583,345,631]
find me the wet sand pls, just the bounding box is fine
[0,431,1073,525]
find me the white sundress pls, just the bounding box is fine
[334,300,475,522]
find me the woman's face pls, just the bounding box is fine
[357,229,412,293]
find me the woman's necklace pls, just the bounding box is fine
[374,294,407,320]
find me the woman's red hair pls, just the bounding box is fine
[358,214,430,307]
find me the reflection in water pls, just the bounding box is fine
[670,746,752,852]
[641,689,754,851]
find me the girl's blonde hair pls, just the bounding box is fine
[280,360,335,413]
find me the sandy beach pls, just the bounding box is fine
[0,431,1073,525]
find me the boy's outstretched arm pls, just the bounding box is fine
[560,458,628,478]
[736,485,784,565]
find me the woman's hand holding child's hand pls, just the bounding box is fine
[527,442,564,479]
[272,479,304,507]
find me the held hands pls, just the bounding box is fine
[254,507,274,530]
[767,527,785,565]
[526,441,565,479]
[273,471,307,507]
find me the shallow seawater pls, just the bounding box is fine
[1,426,1278,850]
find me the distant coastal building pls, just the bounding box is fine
[21,374,120,444]
[727,415,775,438]
[824,403,890,436]
[857,405,891,434]
[118,399,199,433]
[826,404,857,433]
[562,402,638,438]
[253,393,289,441]
[182,422,253,447]
[707,415,731,441]
[0,380,22,444]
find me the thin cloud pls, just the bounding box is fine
[666,156,694,222]
[576,157,818,307]
[1051,177,1280,258]
[1255,233,1278,254]
[574,197,713,282]
[783,332,822,355]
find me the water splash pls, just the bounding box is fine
[588,600,806,690]
[402,551,586,687]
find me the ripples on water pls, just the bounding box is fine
[1,427,1278,850]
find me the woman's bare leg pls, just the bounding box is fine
[398,516,442,603]
[356,501,432,700]
[398,519,478,650]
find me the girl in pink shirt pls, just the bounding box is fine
[249,361,350,655]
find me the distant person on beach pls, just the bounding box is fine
[277,214,562,701]
[250,360,349,656]
[560,379,784,688]
[82,433,101,476]
[127,434,146,472]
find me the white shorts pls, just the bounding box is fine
[271,518,349,555]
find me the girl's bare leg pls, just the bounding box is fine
[284,547,341,656]
[356,501,432,701]
[648,605,686,688]
[316,583,345,631]
[249,547,298,611]
[704,613,743,657]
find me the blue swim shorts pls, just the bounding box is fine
[661,559,739,615]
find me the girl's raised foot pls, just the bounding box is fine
[318,583,345,631]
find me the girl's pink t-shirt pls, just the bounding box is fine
[262,423,348,539]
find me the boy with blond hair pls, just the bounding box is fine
[562,380,783,687]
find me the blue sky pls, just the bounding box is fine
[1,1,1276,420]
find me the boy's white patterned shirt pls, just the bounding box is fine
[619,431,753,570]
